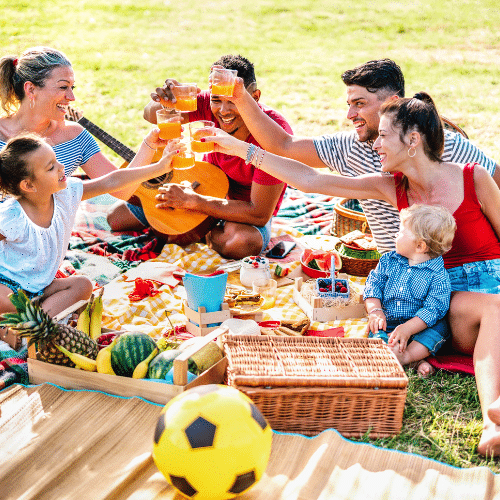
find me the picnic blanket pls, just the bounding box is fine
[1,383,499,500]
[1,187,364,390]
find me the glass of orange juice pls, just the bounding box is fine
[189,120,215,153]
[210,68,237,97]
[173,83,197,112]
[171,151,195,169]
[156,109,182,140]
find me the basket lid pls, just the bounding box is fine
[222,335,408,389]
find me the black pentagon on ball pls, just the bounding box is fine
[250,403,268,430]
[228,470,256,494]
[185,416,217,448]
[153,414,166,445]
[170,475,198,497]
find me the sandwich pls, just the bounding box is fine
[340,230,378,251]
[225,290,262,308]
[260,318,311,336]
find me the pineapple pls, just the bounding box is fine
[0,290,98,367]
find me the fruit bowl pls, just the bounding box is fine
[300,249,342,279]
[96,333,117,350]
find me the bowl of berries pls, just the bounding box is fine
[96,332,118,350]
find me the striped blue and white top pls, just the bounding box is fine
[314,130,497,253]
[0,129,101,177]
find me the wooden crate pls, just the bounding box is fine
[27,300,228,405]
[183,300,264,336]
[293,277,366,322]
[184,301,231,336]
[223,334,408,438]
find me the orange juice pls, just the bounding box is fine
[191,140,215,153]
[211,83,235,97]
[172,152,195,169]
[190,124,215,153]
[158,121,182,140]
[260,296,276,310]
[175,97,197,112]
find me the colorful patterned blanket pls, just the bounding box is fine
[0,187,353,389]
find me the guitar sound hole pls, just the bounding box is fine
[142,172,172,189]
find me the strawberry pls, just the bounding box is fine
[340,287,347,293]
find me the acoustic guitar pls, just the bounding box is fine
[65,107,229,242]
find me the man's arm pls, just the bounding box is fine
[232,81,326,168]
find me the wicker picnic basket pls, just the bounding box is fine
[331,198,370,238]
[337,241,380,277]
[223,335,408,438]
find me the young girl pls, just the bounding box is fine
[0,129,178,323]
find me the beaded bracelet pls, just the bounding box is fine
[249,146,259,166]
[256,148,266,169]
[245,144,257,164]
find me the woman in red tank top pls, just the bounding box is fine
[208,92,500,457]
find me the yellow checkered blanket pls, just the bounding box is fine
[100,226,369,339]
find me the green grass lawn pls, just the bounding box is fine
[2,0,500,472]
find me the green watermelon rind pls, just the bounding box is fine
[147,349,181,379]
[110,332,157,377]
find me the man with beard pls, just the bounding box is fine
[107,54,292,260]
[217,58,499,253]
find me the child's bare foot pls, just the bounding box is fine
[487,397,500,425]
[477,422,500,457]
[416,360,435,378]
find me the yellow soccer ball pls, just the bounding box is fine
[152,384,272,500]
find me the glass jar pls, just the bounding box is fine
[239,256,271,287]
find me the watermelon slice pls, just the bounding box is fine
[302,249,342,271]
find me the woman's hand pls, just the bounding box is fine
[202,128,248,158]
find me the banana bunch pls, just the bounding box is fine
[76,288,104,340]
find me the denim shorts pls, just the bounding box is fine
[0,274,44,299]
[215,218,272,254]
[369,318,449,355]
[127,203,272,254]
[446,258,500,294]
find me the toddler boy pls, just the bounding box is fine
[363,204,456,376]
